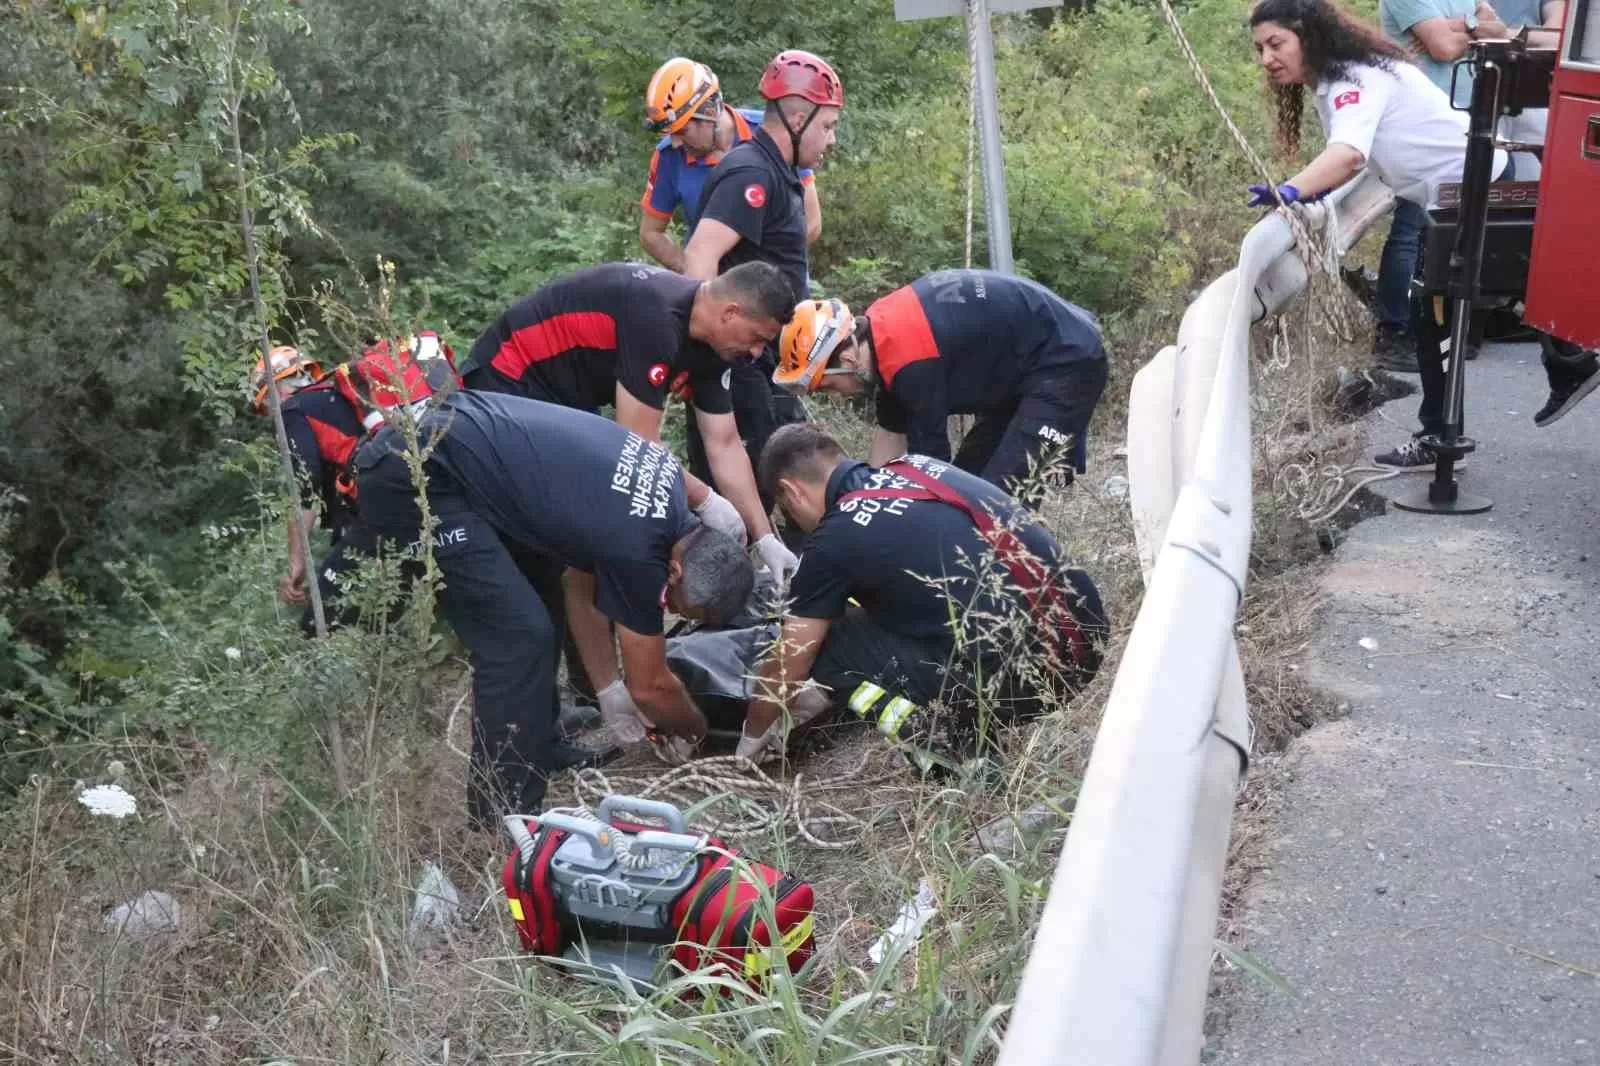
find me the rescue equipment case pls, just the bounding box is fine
[501,795,815,991]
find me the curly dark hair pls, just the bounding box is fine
[1249,0,1409,159]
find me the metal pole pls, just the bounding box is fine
[966,0,1015,273]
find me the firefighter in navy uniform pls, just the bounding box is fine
[459,261,799,579]
[736,423,1109,768]
[354,391,755,826]
[680,49,844,526]
[250,345,400,636]
[773,270,1110,506]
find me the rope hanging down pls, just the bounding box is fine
[1153,0,1361,342]
[963,0,981,270]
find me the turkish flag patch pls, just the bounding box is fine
[647,362,668,388]
[1333,90,1360,110]
[743,183,767,209]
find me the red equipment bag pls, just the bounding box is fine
[333,331,461,432]
[500,814,816,990]
[667,843,816,986]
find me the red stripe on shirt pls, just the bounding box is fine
[491,311,619,379]
[864,284,940,388]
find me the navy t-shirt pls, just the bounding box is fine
[420,391,697,635]
[868,270,1106,460]
[786,455,1098,645]
[695,128,809,303]
[461,263,733,415]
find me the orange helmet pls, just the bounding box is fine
[774,298,854,392]
[645,57,722,135]
[249,345,324,414]
[758,50,844,108]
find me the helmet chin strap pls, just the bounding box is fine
[782,101,820,170]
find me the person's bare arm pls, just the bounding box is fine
[563,569,619,694]
[682,218,743,281]
[639,213,684,272]
[745,615,830,737]
[1471,1,1511,36]
[869,428,908,466]
[618,625,707,738]
[695,406,774,540]
[1286,143,1367,199]
[279,509,318,605]
[1410,15,1475,59]
[802,182,822,245]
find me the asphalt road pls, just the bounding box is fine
[1215,342,1600,1065]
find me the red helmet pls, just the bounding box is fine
[758,50,844,108]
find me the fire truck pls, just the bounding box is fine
[1525,0,1600,349]
[1425,0,1599,352]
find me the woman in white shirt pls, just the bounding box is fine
[1246,0,1594,464]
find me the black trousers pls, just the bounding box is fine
[808,614,1084,764]
[357,450,565,822]
[953,358,1108,506]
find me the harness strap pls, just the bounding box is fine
[838,461,1089,665]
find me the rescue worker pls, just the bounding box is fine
[639,56,822,272]
[1247,0,1598,465]
[679,50,845,528]
[737,423,1108,769]
[773,270,1110,504]
[250,345,400,635]
[354,390,754,825]
[458,261,800,577]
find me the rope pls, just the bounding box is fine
[1275,460,1400,525]
[963,0,980,270]
[1153,0,1361,342]
[564,751,888,851]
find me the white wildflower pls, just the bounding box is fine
[224,647,242,661]
[78,783,138,819]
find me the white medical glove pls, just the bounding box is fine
[692,490,747,546]
[736,721,777,762]
[596,679,649,744]
[754,533,800,585]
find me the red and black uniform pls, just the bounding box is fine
[865,270,1109,503]
[355,391,698,823]
[786,455,1108,762]
[280,384,401,636]
[684,126,810,517]
[459,263,733,417]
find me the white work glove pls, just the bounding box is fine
[754,533,800,585]
[692,490,747,547]
[596,679,649,744]
[735,681,833,762]
[736,721,778,762]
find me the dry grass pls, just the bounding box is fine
[0,285,1386,1064]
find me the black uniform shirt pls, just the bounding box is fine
[787,456,1088,644]
[868,270,1105,459]
[423,391,697,635]
[695,128,808,302]
[461,263,733,414]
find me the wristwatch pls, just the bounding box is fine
[1464,12,1479,29]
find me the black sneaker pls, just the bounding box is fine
[1373,438,1465,470]
[545,738,622,772]
[1373,324,1419,374]
[556,702,601,738]
[1534,360,1600,428]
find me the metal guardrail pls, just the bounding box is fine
[995,174,1397,1066]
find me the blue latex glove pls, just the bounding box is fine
[1246,182,1329,208]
